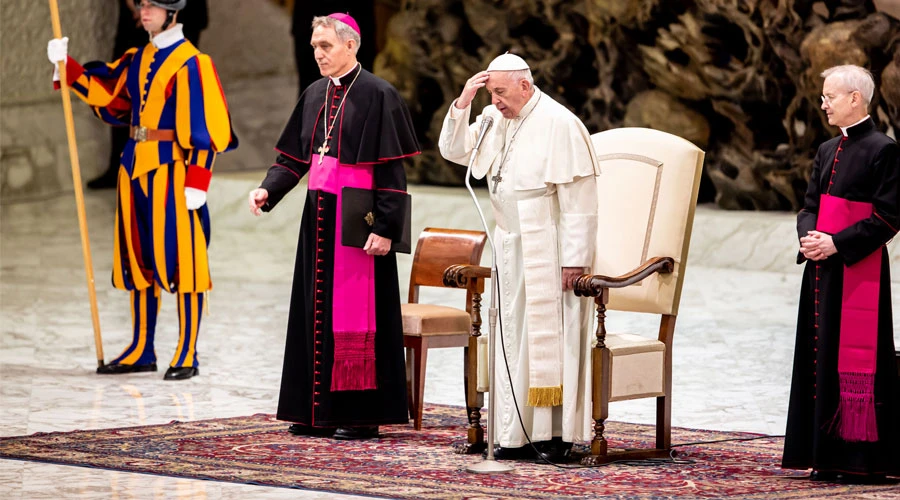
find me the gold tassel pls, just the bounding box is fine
[527,385,563,407]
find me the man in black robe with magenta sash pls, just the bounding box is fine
[249,13,418,440]
[782,64,900,482]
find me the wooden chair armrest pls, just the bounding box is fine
[574,257,675,298]
[443,264,491,288]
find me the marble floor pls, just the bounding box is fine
[1,172,898,499]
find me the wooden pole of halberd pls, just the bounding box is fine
[48,0,105,368]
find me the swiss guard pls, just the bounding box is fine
[46,0,237,380]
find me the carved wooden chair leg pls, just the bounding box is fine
[413,338,428,430]
[582,289,610,466]
[657,395,671,450]
[591,418,608,458]
[405,344,416,422]
[456,339,486,454]
[466,341,486,451]
[657,315,675,451]
[584,347,611,465]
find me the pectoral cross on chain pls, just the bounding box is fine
[491,173,503,194]
[317,142,330,165]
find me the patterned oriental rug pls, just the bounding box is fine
[1,404,897,499]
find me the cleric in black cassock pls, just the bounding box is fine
[782,65,899,482]
[249,13,419,440]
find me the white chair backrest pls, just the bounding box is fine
[590,128,705,316]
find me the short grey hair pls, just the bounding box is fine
[821,65,875,106]
[311,16,361,55]
[505,69,534,86]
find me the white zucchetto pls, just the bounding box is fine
[486,53,530,72]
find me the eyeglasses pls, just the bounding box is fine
[821,91,854,105]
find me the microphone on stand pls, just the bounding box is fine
[463,114,513,474]
[464,115,495,277]
[464,115,496,270]
[473,116,494,153]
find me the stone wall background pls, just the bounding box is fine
[5,1,900,210]
[378,0,900,210]
[0,0,297,204]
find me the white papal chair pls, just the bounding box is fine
[574,127,705,465]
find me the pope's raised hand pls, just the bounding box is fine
[455,71,489,110]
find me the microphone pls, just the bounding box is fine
[473,116,494,153]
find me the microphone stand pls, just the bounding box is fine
[463,121,514,474]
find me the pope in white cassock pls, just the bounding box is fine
[438,53,600,461]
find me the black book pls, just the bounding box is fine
[341,187,412,254]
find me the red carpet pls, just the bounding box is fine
[1,404,897,499]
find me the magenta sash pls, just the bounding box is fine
[816,194,880,442]
[309,154,377,392]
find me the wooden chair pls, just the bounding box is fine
[573,127,705,465]
[402,228,488,447]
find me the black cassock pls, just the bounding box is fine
[260,64,419,428]
[783,118,900,475]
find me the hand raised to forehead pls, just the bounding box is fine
[455,71,490,109]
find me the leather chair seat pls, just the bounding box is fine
[401,303,471,336]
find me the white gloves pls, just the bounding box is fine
[48,37,68,82]
[47,37,68,63]
[185,187,207,210]
[184,165,211,210]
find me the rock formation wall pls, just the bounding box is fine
[377,0,900,210]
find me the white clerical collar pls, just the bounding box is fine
[151,24,184,49]
[840,115,870,137]
[330,63,360,86]
[513,87,541,121]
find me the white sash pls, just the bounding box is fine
[517,195,563,406]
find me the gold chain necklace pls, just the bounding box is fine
[316,66,362,165]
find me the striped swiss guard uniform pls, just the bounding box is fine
[54,23,236,379]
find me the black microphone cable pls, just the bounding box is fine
[489,278,784,470]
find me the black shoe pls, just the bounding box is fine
[87,171,118,190]
[288,424,336,437]
[484,444,537,460]
[333,426,379,440]
[96,362,157,374]
[163,366,199,380]
[809,470,840,482]
[536,439,574,463]
[838,473,889,485]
